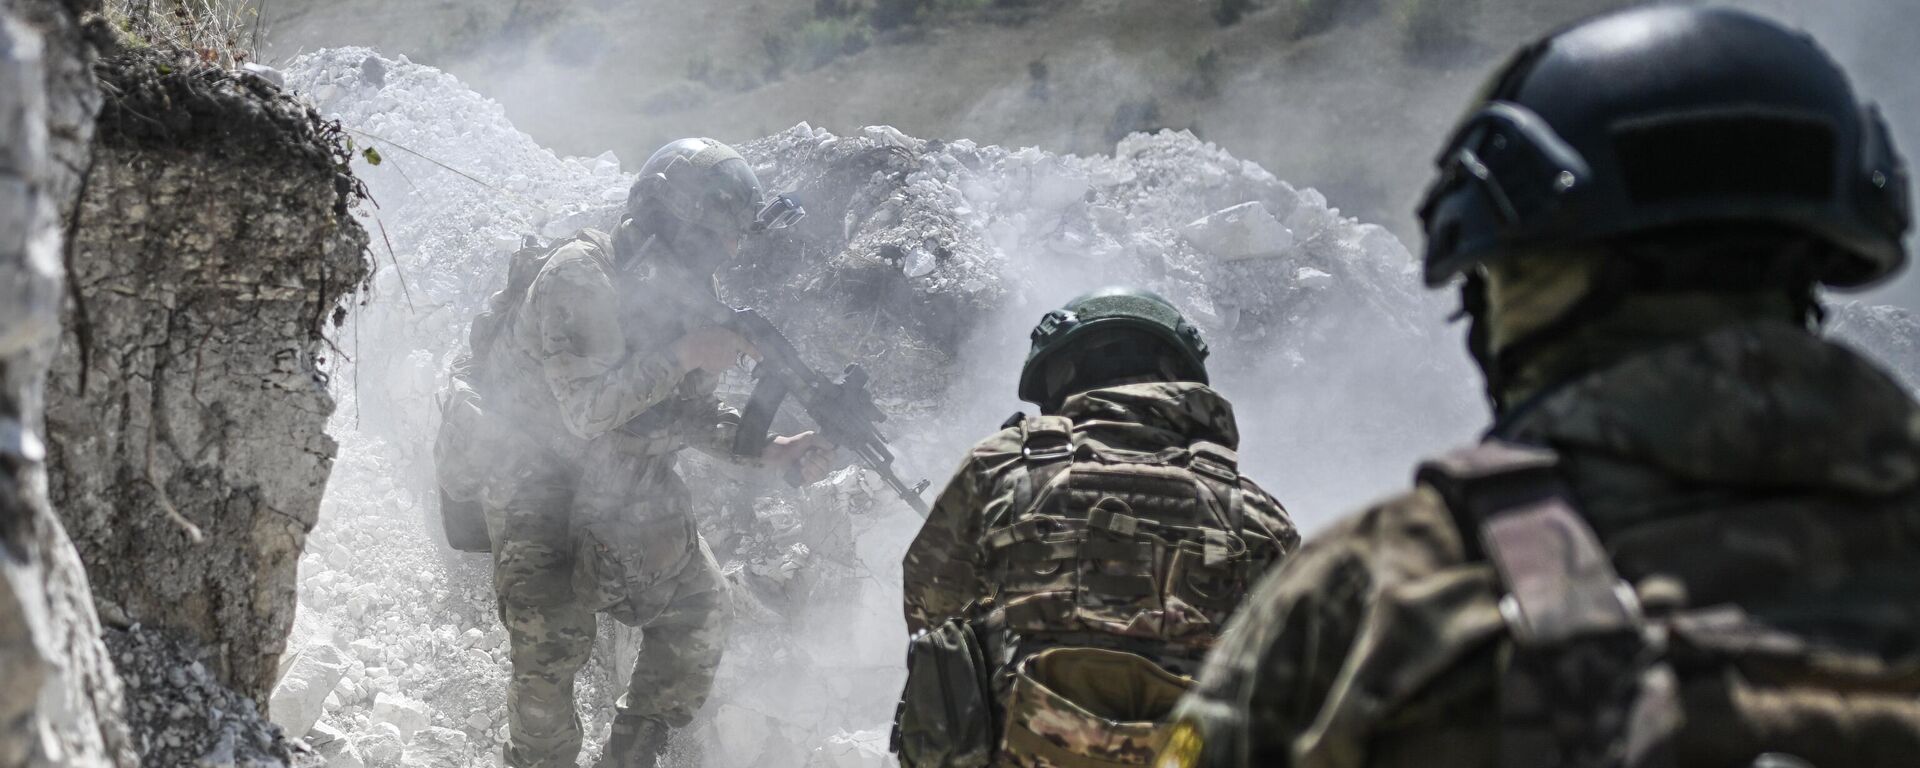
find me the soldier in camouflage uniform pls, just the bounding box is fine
[899,288,1299,767]
[460,138,828,768]
[1161,8,1920,768]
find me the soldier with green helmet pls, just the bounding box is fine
[1162,8,1920,768]
[895,287,1299,767]
[438,137,828,768]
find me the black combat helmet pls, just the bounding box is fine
[1418,6,1911,289]
[1018,287,1209,407]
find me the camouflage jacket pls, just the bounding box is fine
[1176,321,1920,768]
[903,382,1300,663]
[475,229,742,478]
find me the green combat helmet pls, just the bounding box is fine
[1017,287,1210,408]
[626,137,804,269]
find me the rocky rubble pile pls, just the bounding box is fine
[277,432,548,768]
[279,44,1477,766]
[272,46,1920,768]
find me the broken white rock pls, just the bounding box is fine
[1182,201,1294,260]
[1294,266,1334,288]
[370,692,431,740]
[408,727,472,768]
[808,728,892,768]
[308,720,347,748]
[317,739,366,768]
[270,643,350,739]
[349,638,382,662]
[358,722,404,766]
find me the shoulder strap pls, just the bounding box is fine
[1185,439,1242,535]
[469,234,599,376]
[1005,415,1075,524]
[1019,415,1074,462]
[1417,440,1678,768]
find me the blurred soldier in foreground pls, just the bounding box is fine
[1162,7,1919,768]
[437,138,829,768]
[895,288,1300,767]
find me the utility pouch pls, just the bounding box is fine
[893,617,999,768]
[433,367,493,553]
[571,515,692,628]
[1000,646,1191,767]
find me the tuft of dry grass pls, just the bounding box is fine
[104,0,266,67]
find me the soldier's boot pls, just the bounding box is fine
[597,715,670,768]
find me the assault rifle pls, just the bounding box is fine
[721,307,933,517]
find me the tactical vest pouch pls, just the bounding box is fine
[571,514,695,628]
[999,646,1191,767]
[432,235,574,554]
[894,617,999,768]
[984,416,1260,647]
[433,366,494,553]
[1163,535,1248,621]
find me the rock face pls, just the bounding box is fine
[42,45,370,706]
[6,0,101,221]
[106,626,294,768]
[0,2,135,766]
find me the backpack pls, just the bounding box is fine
[894,616,1005,768]
[432,231,613,553]
[1416,440,1920,768]
[978,414,1276,650]
[896,414,1279,767]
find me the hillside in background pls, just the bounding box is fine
[260,0,1920,308]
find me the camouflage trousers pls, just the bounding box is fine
[997,647,1191,767]
[484,460,730,768]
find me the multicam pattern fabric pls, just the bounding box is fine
[902,382,1298,767]
[1178,321,1920,768]
[903,382,1299,647]
[999,647,1193,767]
[471,228,741,768]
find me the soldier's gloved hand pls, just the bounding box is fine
[673,325,759,373]
[764,431,838,485]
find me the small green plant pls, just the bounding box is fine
[106,0,261,65]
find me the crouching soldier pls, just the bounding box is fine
[894,288,1300,767]
[438,137,829,768]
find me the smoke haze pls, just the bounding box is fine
[260,2,1920,766]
